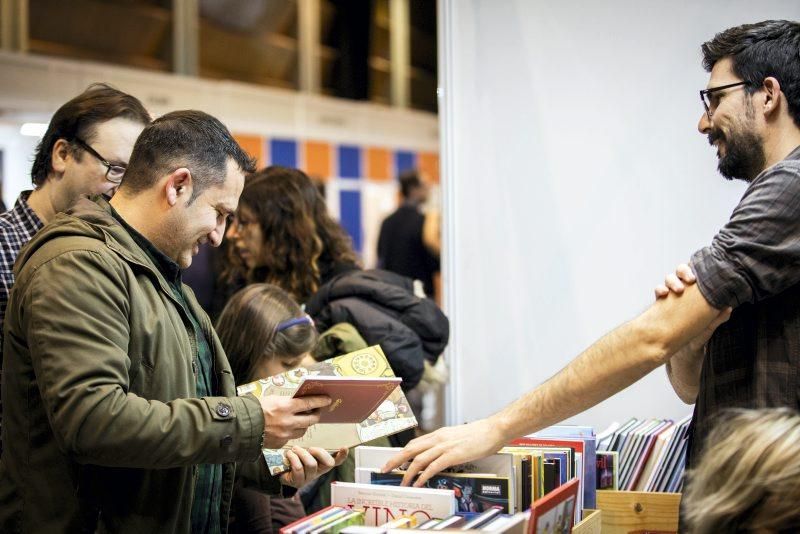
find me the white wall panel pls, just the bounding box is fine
[440,1,800,430]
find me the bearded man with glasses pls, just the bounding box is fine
[0,83,150,455]
[383,20,800,515]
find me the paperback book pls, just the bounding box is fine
[371,471,513,514]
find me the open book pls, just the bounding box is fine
[237,345,418,475]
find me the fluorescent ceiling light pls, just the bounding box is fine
[20,123,48,137]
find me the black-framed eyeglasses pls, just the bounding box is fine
[73,137,127,184]
[699,81,752,120]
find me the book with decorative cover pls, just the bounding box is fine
[330,481,456,526]
[237,345,418,475]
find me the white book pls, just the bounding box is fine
[356,446,516,478]
[331,481,456,527]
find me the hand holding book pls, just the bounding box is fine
[279,445,349,488]
[259,393,333,449]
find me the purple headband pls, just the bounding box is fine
[274,314,314,334]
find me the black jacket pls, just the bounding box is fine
[306,269,449,390]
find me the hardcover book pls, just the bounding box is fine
[529,478,579,534]
[293,376,402,424]
[330,481,456,526]
[237,346,418,475]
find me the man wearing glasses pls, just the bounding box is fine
[0,83,150,453]
[384,20,800,488]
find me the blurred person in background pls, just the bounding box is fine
[377,170,440,299]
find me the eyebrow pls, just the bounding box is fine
[217,203,236,215]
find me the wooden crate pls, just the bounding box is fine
[596,491,680,534]
[573,509,602,534]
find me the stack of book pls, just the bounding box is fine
[280,506,366,534]
[319,478,580,533]
[354,439,585,519]
[596,414,692,492]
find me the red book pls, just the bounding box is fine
[293,376,402,424]
[529,478,579,534]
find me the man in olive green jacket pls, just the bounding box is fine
[0,110,343,533]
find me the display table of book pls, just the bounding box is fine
[596,491,680,534]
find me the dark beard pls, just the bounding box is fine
[708,117,765,182]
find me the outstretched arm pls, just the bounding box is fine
[383,283,725,485]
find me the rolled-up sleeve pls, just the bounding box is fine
[691,160,800,309]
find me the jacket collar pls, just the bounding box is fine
[66,196,179,299]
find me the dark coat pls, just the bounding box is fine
[306,269,449,390]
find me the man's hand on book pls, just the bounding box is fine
[280,446,348,488]
[260,395,332,449]
[380,418,505,487]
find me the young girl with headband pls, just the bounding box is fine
[216,283,347,533]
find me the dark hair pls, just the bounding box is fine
[702,20,800,126]
[223,165,358,302]
[399,169,423,199]
[30,83,151,186]
[120,110,256,202]
[215,283,318,383]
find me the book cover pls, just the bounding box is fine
[528,478,579,534]
[330,481,456,526]
[293,376,402,424]
[237,346,418,475]
[355,446,519,508]
[596,451,618,490]
[371,472,513,514]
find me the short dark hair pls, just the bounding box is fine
[30,83,151,186]
[399,169,423,199]
[702,20,800,127]
[121,110,256,202]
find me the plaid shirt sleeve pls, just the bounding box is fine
[691,159,800,309]
[0,192,45,454]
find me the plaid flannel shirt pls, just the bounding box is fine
[688,144,800,465]
[0,191,44,453]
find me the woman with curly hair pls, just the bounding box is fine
[222,165,448,398]
[222,165,359,304]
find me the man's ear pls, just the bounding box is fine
[50,139,71,177]
[165,168,193,207]
[761,76,782,119]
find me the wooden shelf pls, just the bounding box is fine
[596,491,681,534]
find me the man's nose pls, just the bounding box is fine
[698,112,712,134]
